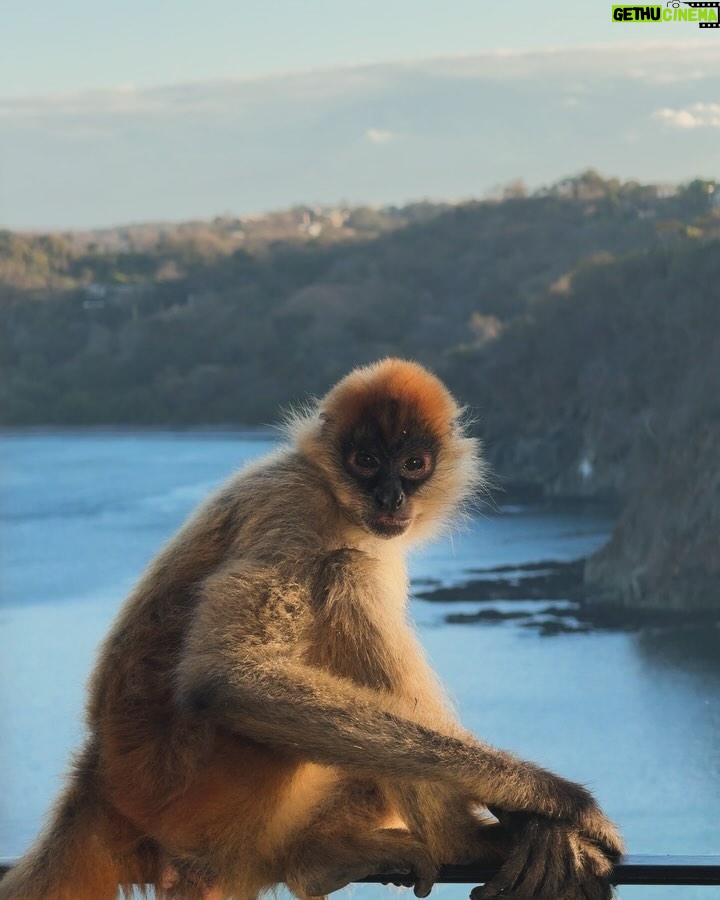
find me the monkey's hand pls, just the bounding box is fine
[470,809,623,900]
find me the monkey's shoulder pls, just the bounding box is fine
[211,448,341,547]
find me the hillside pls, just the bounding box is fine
[1,172,719,612]
[2,172,717,425]
[448,240,720,612]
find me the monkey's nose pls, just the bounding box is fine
[375,480,405,511]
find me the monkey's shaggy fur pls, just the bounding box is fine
[0,359,622,900]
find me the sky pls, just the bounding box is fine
[2,1,719,228]
[2,0,713,97]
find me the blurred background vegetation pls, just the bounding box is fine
[2,170,719,611]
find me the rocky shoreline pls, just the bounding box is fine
[415,559,720,635]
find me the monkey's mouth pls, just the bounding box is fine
[369,513,412,538]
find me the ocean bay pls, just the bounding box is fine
[1,431,718,899]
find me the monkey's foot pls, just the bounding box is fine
[298,858,434,900]
[288,830,437,899]
[160,862,224,899]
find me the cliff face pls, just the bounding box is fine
[586,422,720,611]
[585,370,720,612]
[449,240,720,612]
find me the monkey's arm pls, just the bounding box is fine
[176,598,613,848]
[176,571,623,900]
[178,652,622,865]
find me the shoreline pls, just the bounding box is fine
[415,559,720,633]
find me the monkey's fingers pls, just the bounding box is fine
[380,868,414,888]
[469,817,553,900]
[404,854,437,898]
[489,805,622,876]
[376,843,436,898]
[378,865,435,896]
[412,865,436,899]
[469,817,614,900]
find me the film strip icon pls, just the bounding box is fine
[683,1,720,26]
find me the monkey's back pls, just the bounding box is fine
[83,448,342,855]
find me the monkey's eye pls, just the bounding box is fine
[348,451,380,477]
[401,455,432,479]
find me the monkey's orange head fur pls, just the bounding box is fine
[292,359,483,543]
[320,359,460,444]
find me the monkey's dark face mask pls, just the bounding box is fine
[341,424,437,539]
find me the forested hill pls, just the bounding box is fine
[2,171,719,611]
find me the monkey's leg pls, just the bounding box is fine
[283,782,437,899]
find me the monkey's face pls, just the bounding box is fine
[340,419,438,539]
[295,359,481,543]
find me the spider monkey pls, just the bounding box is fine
[0,359,623,900]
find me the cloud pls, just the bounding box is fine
[3,43,720,229]
[2,44,720,124]
[653,102,720,129]
[365,127,397,144]
[627,67,708,85]
[0,86,145,120]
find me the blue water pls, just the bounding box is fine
[1,432,719,900]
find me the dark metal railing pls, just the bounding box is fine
[2,855,720,888]
[363,856,720,887]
